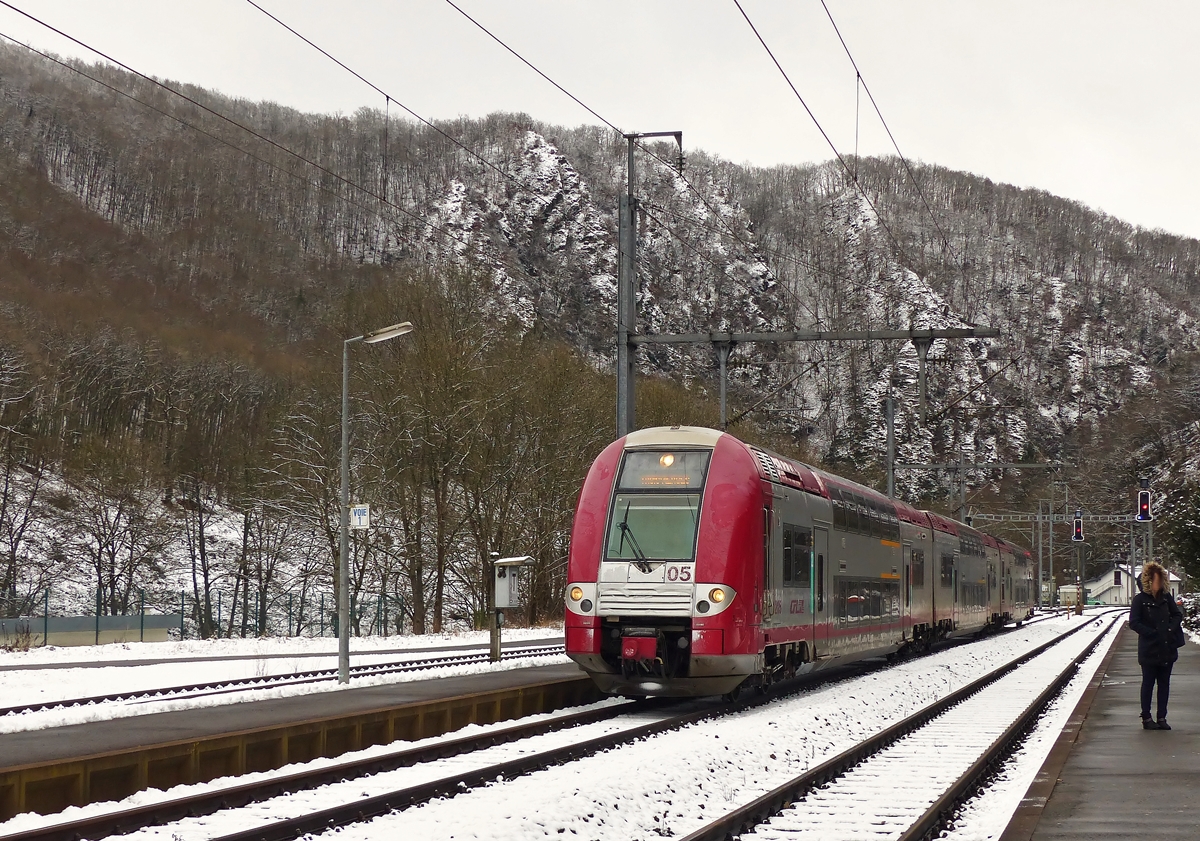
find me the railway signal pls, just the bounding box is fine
[1071,510,1084,542]
[1136,478,1153,522]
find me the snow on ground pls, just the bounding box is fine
[943,618,1122,840]
[0,628,564,734]
[316,612,1114,841]
[0,626,562,668]
[9,609,1114,841]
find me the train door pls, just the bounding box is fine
[902,543,912,638]
[813,527,829,657]
[761,507,776,625]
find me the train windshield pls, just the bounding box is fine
[605,494,702,562]
[604,450,710,562]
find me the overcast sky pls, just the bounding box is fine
[2,0,1198,238]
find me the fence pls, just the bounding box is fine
[2,586,421,648]
[190,589,406,640]
[0,614,183,647]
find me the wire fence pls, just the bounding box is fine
[1,586,409,647]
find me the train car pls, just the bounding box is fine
[996,539,1036,624]
[564,426,1024,698]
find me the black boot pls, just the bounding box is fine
[1142,716,1159,730]
[1157,718,1171,730]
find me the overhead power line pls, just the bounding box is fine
[243,0,834,329]
[817,0,960,263]
[730,0,915,272]
[438,0,839,325]
[243,0,559,215]
[243,0,816,326]
[0,0,483,257]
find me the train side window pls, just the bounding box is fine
[869,585,882,618]
[885,509,895,541]
[940,553,954,587]
[912,551,925,587]
[794,528,812,588]
[829,487,845,529]
[846,580,862,621]
[865,499,879,538]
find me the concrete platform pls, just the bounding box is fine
[1005,624,1199,840]
[0,661,585,769]
[0,661,596,818]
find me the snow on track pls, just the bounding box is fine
[940,618,1123,840]
[0,627,562,670]
[0,697,630,838]
[744,615,1119,839]
[69,612,1102,841]
[320,614,1110,841]
[0,632,565,734]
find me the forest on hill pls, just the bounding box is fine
[0,40,1198,635]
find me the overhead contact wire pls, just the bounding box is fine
[0,32,408,243]
[440,0,836,325]
[246,0,794,322]
[818,0,961,263]
[0,0,479,254]
[731,0,913,270]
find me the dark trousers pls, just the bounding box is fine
[1141,662,1173,719]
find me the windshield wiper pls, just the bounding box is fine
[618,500,651,573]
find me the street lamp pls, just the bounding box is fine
[340,321,413,684]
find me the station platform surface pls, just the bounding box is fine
[1024,624,1198,839]
[0,660,586,770]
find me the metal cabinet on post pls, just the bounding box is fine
[492,555,533,661]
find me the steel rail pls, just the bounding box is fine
[678,609,1121,841]
[896,618,1119,841]
[19,644,901,841]
[1,698,652,841]
[0,645,564,719]
[1,615,1055,841]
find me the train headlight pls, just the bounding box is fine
[659,453,675,467]
[709,588,725,603]
[569,586,584,602]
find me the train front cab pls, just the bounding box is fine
[564,427,765,697]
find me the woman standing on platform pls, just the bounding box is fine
[1129,560,1185,730]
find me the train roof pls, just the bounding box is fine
[624,426,723,449]
[623,427,1029,550]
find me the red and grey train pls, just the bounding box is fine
[565,426,1035,697]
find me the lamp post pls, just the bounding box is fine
[340,321,413,684]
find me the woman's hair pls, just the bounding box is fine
[1142,560,1167,593]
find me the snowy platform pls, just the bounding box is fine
[1007,627,1199,840]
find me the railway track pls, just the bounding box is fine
[682,610,1122,841]
[0,644,565,719]
[0,614,1101,841]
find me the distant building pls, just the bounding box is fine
[1084,564,1182,606]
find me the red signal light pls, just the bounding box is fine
[1071,512,1084,542]
[1136,489,1153,522]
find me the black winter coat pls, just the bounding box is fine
[1129,590,1184,666]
